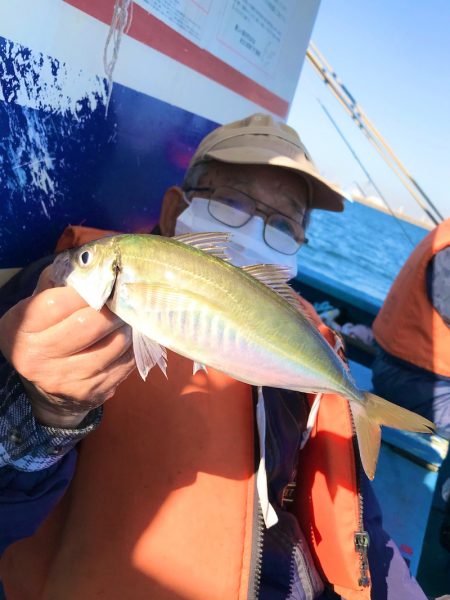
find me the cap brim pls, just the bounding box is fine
[205,147,345,212]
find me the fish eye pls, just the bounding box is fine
[78,250,93,267]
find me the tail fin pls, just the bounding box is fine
[364,391,435,433]
[352,392,435,481]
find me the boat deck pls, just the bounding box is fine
[294,267,450,597]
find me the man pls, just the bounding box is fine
[0,114,427,599]
[372,218,450,553]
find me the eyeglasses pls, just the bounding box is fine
[184,186,309,255]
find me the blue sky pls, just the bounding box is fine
[288,0,450,224]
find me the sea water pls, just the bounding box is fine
[298,201,429,303]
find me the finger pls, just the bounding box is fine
[17,287,114,333]
[86,347,137,404]
[46,325,133,383]
[37,306,125,357]
[77,325,133,373]
[43,345,136,405]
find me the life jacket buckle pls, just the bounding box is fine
[281,482,297,506]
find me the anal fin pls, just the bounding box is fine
[193,361,208,375]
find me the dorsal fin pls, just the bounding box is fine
[241,264,292,284]
[172,232,231,262]
[241,264,315,323]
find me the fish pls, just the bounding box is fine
[51,232,435,480]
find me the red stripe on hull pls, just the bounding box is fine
[64,0,289,117]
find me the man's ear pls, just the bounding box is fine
[159,186,186,237]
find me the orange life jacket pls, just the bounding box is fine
[1,226,371,600]
[373,218,450,377]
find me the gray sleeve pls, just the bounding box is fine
[427,246,450,325]
[0,362,102,472]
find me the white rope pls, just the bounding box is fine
[103,0,134,116]
[300,393,322,449]
[256,387,279,529]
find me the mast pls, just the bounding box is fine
[306,43,443,226]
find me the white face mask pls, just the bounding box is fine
[175,197,299,279]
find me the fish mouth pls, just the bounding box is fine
[51,251,73,285]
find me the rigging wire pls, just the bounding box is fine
[318,100,417,248]
[307,43,443,226]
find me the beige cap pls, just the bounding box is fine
[189,113,345,212]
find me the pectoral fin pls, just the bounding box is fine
[123,283,186,312]
[123,283,221,315]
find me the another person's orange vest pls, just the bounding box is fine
[373,218,450,378]
[0,226,370,600]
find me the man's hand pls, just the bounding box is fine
[0,267,135,427]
